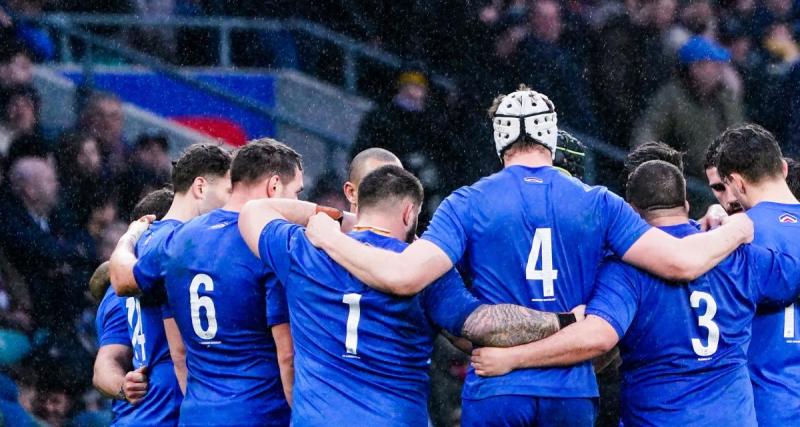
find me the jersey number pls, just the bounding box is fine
[342,293,362,355]
[190,274,218,340]
[690,291,720,357]
[785,303,796,339]
[125,297,146,362]
[526,228,559,297]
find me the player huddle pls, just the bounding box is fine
[91,87,800,427]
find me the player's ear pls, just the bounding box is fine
[401,202,415,227]
[191,176,207,199]
[266,175,281,198]
[343,182,357,206]
[684,200,690,214]
[782,158,789,178]
[729,173,746,195]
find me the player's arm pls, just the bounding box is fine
[305,214,454,296]
[272,323,294,407]
[93,346,149,405]
[471,315,619,376]
[164,318,187,394]
[239,199,356,258]
[461,304,581,347]
[109,216,155,296]
[621,214,753,281]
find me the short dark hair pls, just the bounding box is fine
[131,188,175,221]
[230,138,303,186]
[704,136,723,170]
[786,158,800,199]
[626,160,686,212]
[171,143,232,193]
[625,142,684,178]
[716,124,784,182]
[358,165,424,211]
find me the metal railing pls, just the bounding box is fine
[34,13,456,95]
[23,17,352,156]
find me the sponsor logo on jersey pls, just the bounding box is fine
[779,213,798,224]
[524,176,544,184]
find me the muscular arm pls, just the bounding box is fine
[164,318,187,394]
[93,344,132,398]
[622,214,752,281]
[239,199,356,258]
[307,217,453,296]
[109,216,154,296]
[461,304,564,347]
[471,315,619,377]
[271,323,294,407]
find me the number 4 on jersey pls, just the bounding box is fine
[526,228,559,297]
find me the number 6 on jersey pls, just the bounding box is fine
[526,228,559,297]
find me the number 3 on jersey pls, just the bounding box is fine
[690,291,720,357]
[526,228,559,297]
[190,274,218,340]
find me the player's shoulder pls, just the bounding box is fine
[598,256,647,285]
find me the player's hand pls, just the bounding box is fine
[125,215,156,243]
[471,347,517,377]
[699,204,728,231]
[571,304,586,321]
[305,212,342,248]
[721,212,754,244]
[124,366,149,405]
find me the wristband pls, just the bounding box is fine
[116,384,128,402]
[315,205,344,224]
[557,312,577,329]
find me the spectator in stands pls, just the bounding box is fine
[115,133,171,219]
[0,157,89,329]
[351,70,457,226]
[0,39,32,88]
[55,132,103,231]
[78,92,127,179]
[591,0,678,144]
[0,373,37,426]
[783,62,800,157]
[631,36,744,180]
[0,84,39,158]
[0,0,56,62]
[508,0,598,134]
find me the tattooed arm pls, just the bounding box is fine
[461,304,579,347]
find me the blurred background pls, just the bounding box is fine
[0,0,796,425]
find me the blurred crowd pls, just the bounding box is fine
[0,0,797,425]
[0,36,178,426]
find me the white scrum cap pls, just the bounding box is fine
[492,89,558,159]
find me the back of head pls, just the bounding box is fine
[715,123,783,183]
[786,158,800,199]
[171,143,232,193]
[131,188,175,221]
[230,138,302,187]
[358,165,424,214]
[627,160,687,213]
[347,148,402,184]
[704,135,723,170]
[489,84,558,162]
[625,142,684,179]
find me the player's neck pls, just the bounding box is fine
[354,213,404,240]
[503,151,553,168]
[743,180,799,208]
[223,187,265,213]
[647,215,690,227]
[162,192,199,222]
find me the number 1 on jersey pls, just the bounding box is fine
[342,293,362,355]
[526,228,559,297]
[785,303,796,339]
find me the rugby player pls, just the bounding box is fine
[713,124,800,426]
[343,147,402,213]
[110,144,232,425]
[93,187,176,425]
[238,165,584,426]
[302,87,753,425]
[470,160,800,426]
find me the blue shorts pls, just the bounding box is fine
[462,395,598,427]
